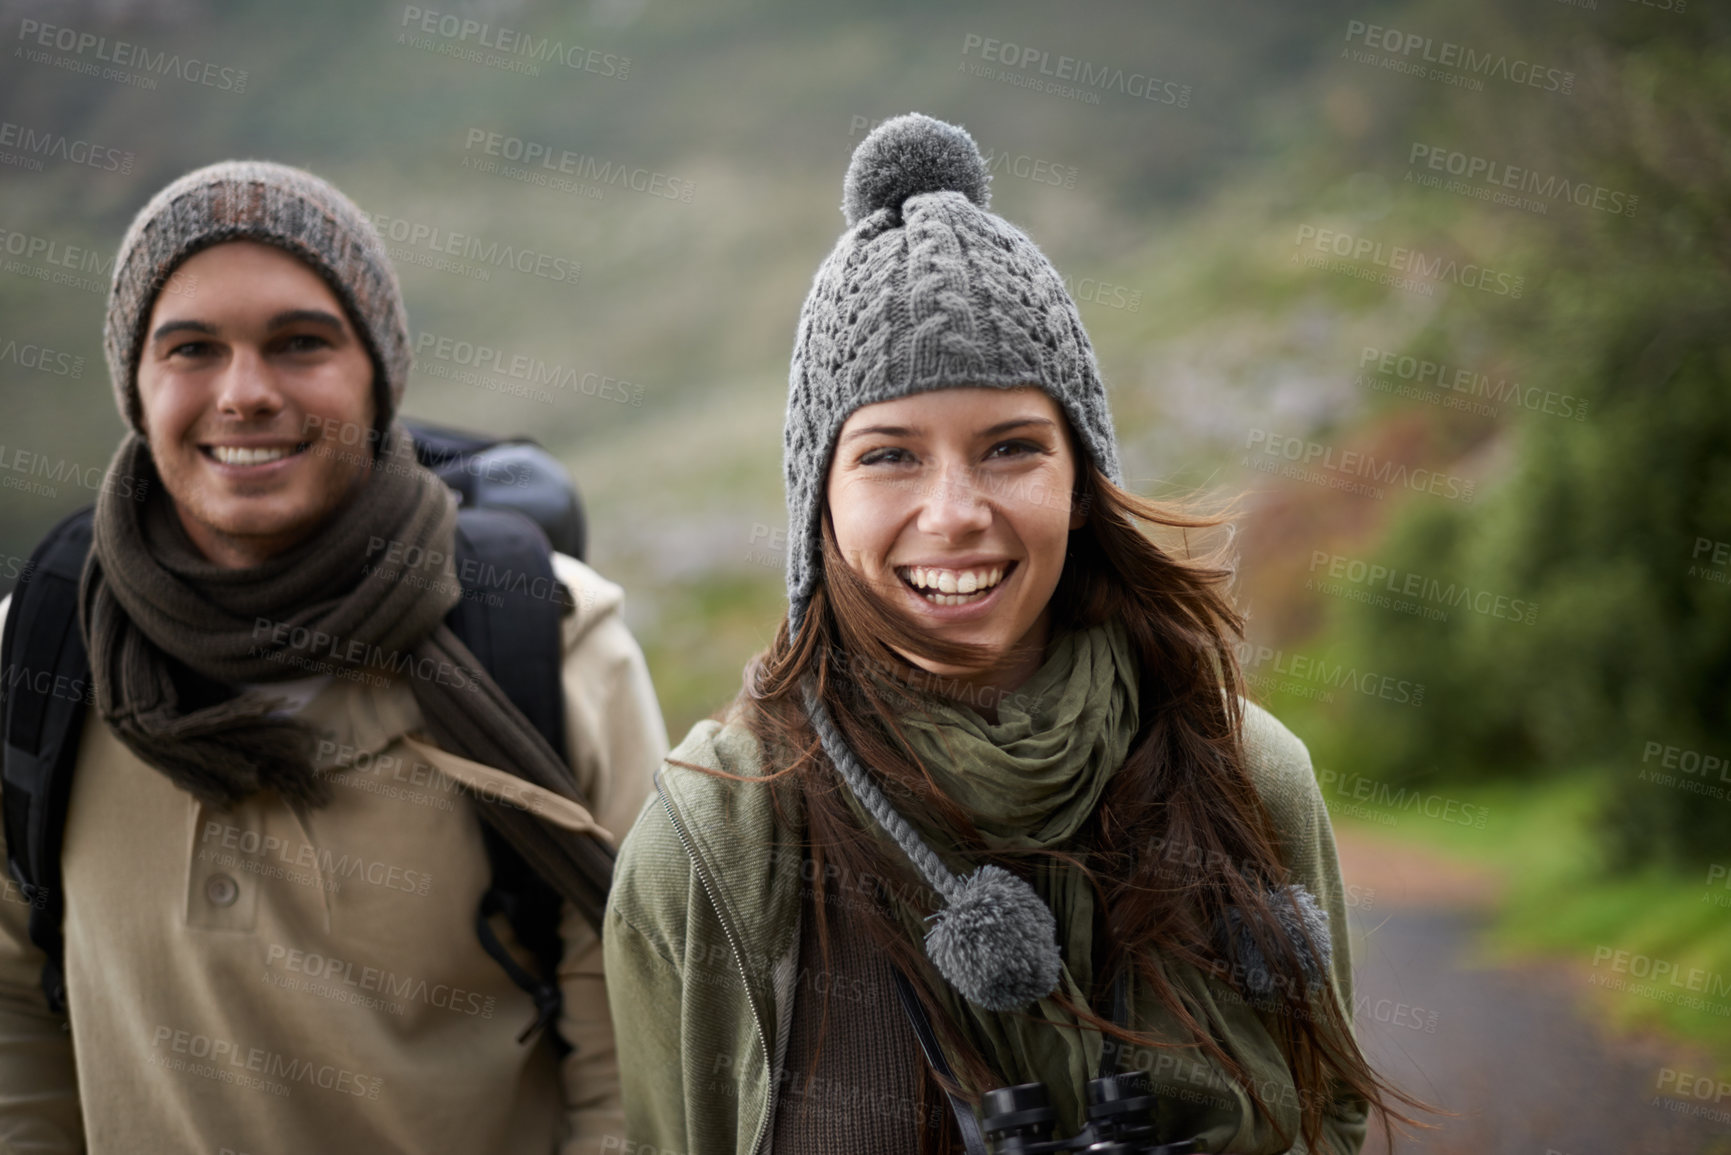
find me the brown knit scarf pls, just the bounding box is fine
[79,425,614,929]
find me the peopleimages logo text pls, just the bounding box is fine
[1358,346,1588,421]
[961,34,1191,106]
[15,19,250,92]
[1245,429,1476,503]
[1294,225,1524,298]
[1342,20,1574,94]
[399,7,628,77]
[462,129,695,203]
[365,212,581,285]
[1308,550,1538,625]
[1408,143,1636,216]
[0,120,132,173]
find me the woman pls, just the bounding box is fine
[605,113,1412,1154]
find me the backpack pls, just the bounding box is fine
[0,420,588,1052]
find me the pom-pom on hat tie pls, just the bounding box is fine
[801,683,1063,1011]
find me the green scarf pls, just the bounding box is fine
[858,625,1311,1150]
[860,618,1140,1133]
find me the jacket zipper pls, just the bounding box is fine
[657,787,779,1155]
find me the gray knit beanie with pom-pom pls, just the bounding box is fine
[783,113,1125,1013]
[785,112,1122,637]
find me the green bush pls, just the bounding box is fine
[1296,31,1731,867]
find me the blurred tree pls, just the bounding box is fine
[1301,28,1731,866]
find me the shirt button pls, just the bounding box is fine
[205,873,239,907]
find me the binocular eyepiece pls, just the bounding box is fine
[980,1071,1199,1155]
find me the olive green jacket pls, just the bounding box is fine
[604,699,1368,1154]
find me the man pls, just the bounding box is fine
[0,161,667,1152]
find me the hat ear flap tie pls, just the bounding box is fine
[802,680,1063,1012]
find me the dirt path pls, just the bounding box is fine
[1333,826,1731,1155]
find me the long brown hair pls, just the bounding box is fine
[717,460,1425,1152]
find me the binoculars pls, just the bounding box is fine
[981,1071,1200,1155]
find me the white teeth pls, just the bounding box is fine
[211,445,293,466]
[897,564,1010,600]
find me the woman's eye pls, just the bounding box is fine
[987,439,1042,460]
[859,447,913,466]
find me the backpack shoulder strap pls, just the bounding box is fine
[2,505,97,1016]
[447,506,569,758]
[447,505,574,1054]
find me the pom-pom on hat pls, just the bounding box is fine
[841,113,993,227]
[784,113,1126,1012]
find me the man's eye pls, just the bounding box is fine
[281,334,331,353]
[169,341,213,359]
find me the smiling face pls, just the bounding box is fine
[134,240,377,569]
[824,386,1086,696]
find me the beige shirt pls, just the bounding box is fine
[0,551,667,1155]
